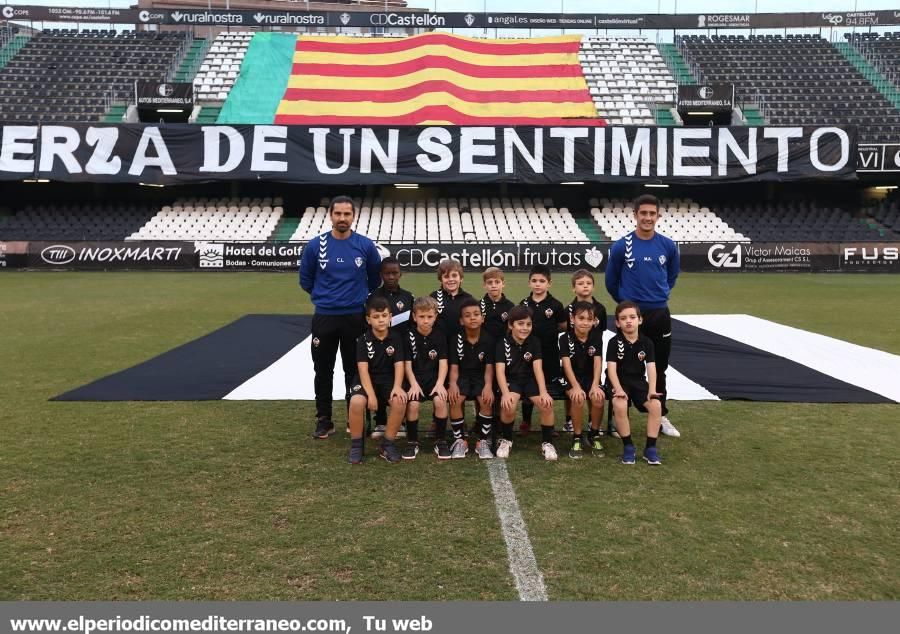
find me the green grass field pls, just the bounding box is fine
[1,272,898,600]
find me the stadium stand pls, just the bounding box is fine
[192,31,252,103]
[863,193,900,237]
[714,201,887,242]
[127,197,283,241]
[0,204,158,241]
[846,32,900,86]
[579,36,678,125]
[289,196,589,243]
[590,198,748,243]
[678,34,900,143]
[0,29,190,123]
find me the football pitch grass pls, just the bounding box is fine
[1,272,898,600]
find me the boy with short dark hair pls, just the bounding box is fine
[564,269,608,434]
[480,267,515,340]
[559,301,607,459]
[606,301,663,466]
[403,296,450,460]
[366,256,415,438]
[495,305,557,461]
[519,265,568,435]
[347,296,408,464]
[448,297,495,460]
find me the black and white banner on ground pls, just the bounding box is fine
[6,241,898,273]
[52,313,900,404]
[3,6,900,29]
[0,124,856,184]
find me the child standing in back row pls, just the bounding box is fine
[519,265,568,435]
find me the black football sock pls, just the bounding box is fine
[646,436,657,448]
[621,434,634,447]
[477,413,493,439]
[434,416,448,441]
[522,401,533,424]
[406,420,419,443]
[541,425,554,444]
[502,422,514,440]
[450,418,465,441]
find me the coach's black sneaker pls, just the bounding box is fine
[379,440,401,464]
[402,442,420,461]
[313,418,335,439]
[434,440,452,461]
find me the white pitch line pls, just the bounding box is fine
[487,460,548,602]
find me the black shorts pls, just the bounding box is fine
[558,375,603,398]
[610,378,653,413]
[506,377,540,398]
[349,377,393,406]
[407,376,445,402]
[547,376,569,400]
[456,374,487,401]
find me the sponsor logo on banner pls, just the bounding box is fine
[197,242,224,268]
[707,244,741,268]
[339,12,351,25]
[464,13,475,26]
[583,247,604,269]
[842,245,899,267]
[370,13,446,27]
[138,10,164,23]
[856,144,900,172]
[41,245,77,265]
[170,11,243,24]
[253,12,324,25]
[822,13,844,25]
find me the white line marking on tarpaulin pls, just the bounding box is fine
[487,460,548,601]
[677,314,900,403]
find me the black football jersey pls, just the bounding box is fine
[605,333,655,380]
[356,329,405,383]
[405,327,448,384]
[559,329,605,379]
[496,333,542,383]
[521,292,567,378]
[480,294,515,340]
[450,330,495,377]
[431,287,474,340]
[369,285,415,317]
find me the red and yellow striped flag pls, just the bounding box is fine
[275,32,603,126]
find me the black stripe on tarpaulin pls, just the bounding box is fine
[52,315,312,401]
[667,318,891,404]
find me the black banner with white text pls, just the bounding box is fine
[5,241,898,272]
[0,124,856,185]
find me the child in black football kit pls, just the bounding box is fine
[366,256,415,437]
[605,301,663,466]
[495,305,557,461]
[480,266,515,340]
[519,265,568,435]
[448,297,495,460]
[403,296,450,461]
[430,258,474,345]
[347,296,408,465]
[564,269,608,435]
[559,301,607,459]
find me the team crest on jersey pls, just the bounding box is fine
[355,257,363,268]
[544,308,553,318]
[312,337,320,348]
[523,352,533,362]
[638,351,646,361]
[428,349,438,360]
[396,301,405,311]
[501,312,509,321]
[478,351,485,361]
[659,255,667,265]
[588,346,596,356]
[386,346,395,356]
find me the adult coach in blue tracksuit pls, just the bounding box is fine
[605,193,682,438]
[300,195,382,439]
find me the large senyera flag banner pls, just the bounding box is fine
[275,33,601,126]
